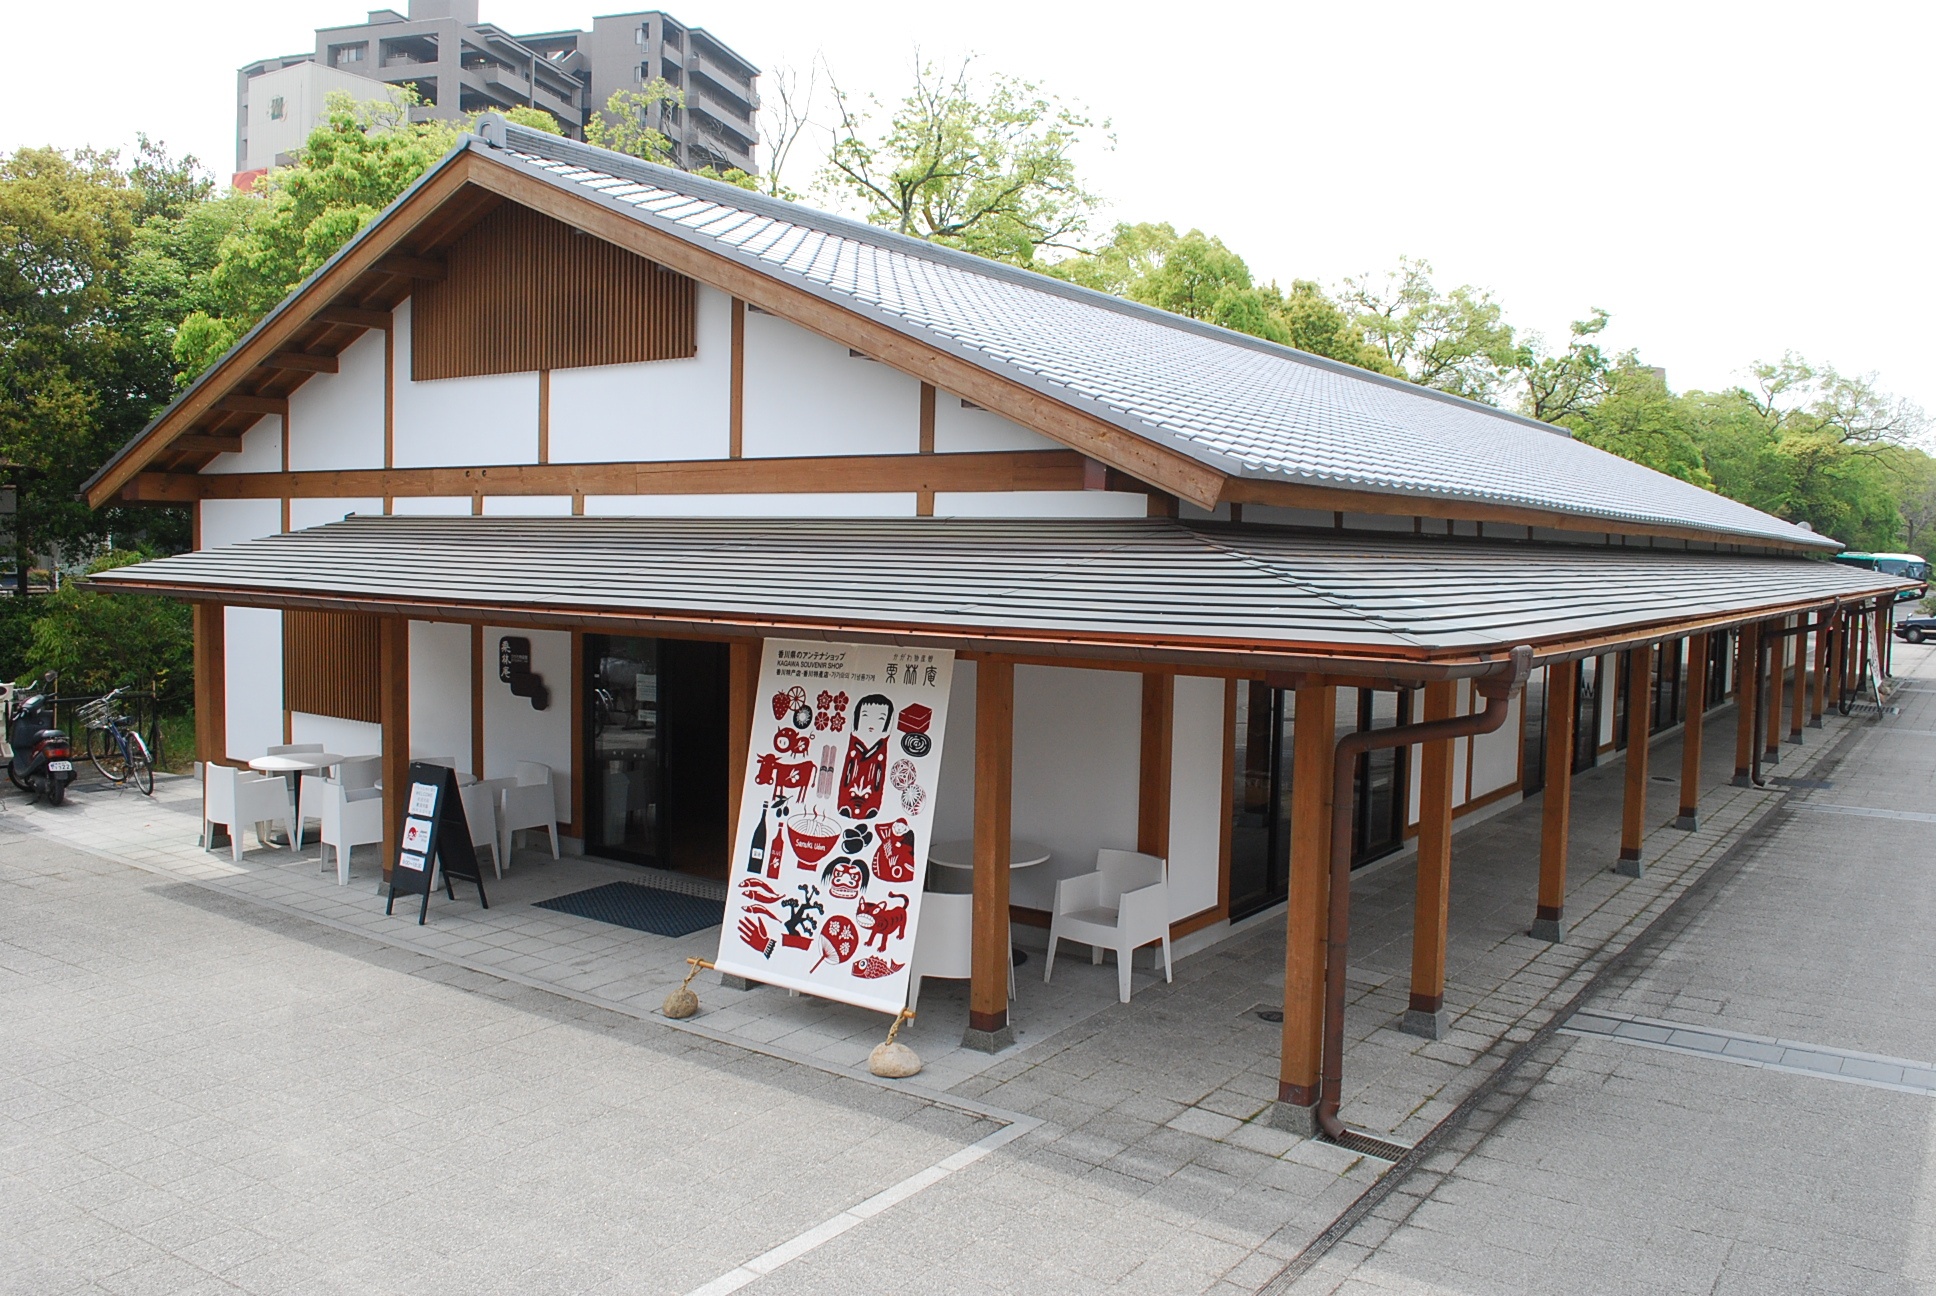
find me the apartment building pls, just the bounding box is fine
[236,0,758,181]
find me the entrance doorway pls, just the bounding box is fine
[583,636,730,877]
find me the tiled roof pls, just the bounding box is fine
[481,121,1832,552]
[90,515,1900,662]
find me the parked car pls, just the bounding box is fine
[1893,613,1936,644]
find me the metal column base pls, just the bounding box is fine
[1529,916,1566,943]
[961,1024,1016,1053]
[1400,1007,1448,1040]
[1673,813,1700,831]
[1615,853,1645,879]
[1267,1101,1320,1137]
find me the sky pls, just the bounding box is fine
[5,0,1931,413]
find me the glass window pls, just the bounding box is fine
[268,96,285,120]
[1228,681,1292,921]
[1574,656,1602,772]
[1521,665,1548,795]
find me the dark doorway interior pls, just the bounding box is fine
[584,635,729,877]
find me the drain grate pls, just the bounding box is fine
[1770,776,1834,789]
[1254,1007,1284,1023]
[1326,1128,1410,1162]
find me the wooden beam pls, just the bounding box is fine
[1137,672,1174,858]
[967,658,1016,1051]
[726,640,758,856]
[1533,659,1576,941]
[215,395,290,417]
[1763,617,1785,764]
[1677,633,1708,830]
[1404,680,1457,1039]
[1732,622,1760,786]
[264,352,339,374]
[120,449,1089,503]
[317,305,394,330]
[465,155,1229,510]
[1618,643,1653,877]
[373,254,446,280]
[172,433,245,456]
[1276,683,1336,1129]
[379,616,411,886]
[728,298,745,459]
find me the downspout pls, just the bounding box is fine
[1317,644,1533,1145]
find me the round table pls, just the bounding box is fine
[247,753,347,847]
[926,838,1051,964]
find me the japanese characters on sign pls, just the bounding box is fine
[713,639,955,1014]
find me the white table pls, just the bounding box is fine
[926,838,1051,964]
[247,753,348,847]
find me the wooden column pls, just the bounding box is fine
[966,658,1016,1052]
[194,602,229,848]
[1533,660,1577,942]
[1137,672,1175,859]
[1763,618,1785,765]
[1617,643,1654,878]
[725,640,759,849]
[1732,621,1760,786]
[1788,618,1808,741]
[1274,684,1336,1133]
[1810,612,1830,729]
[1676,633,1709,831]
[1879,602,1893,681]
[378,616,410,887]
[1404,681,1456,1040]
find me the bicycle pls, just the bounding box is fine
[78,687,154,796]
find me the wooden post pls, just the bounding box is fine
[1273,683,1336,1134]
[1732,622,1760,786]
[1763,618,1785,765]
[1404,681,1457,1040]
[378,616,410,887]
[1833,610,1850,710]
[1788,616,1808,742]
[1810,612,1830,729]
[1879,601,1893,681]
[965,658,1015,1052]
[194,602,229,847]
[1617,643,1653,878]
[1676,633,1709,831]
[1533,660,1576,942]
[725,640,758,849]
[1137,672,1175,858]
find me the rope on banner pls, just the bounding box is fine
[663,957,714,1019]
[869,1009,922,1078]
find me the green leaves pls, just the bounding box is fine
[584,85,680,164]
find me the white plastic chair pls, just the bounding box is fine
[499,762,560,863]
[1044,849,1173,1003]
[906,892,1014,1012]
[297,756,380,851]
[203,764,293,863]
[459,778,514,878]
[318,778,383,885]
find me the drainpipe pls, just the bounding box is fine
[1317,644,1533,1146]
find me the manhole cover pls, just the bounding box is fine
[1255,1008,1284,1023]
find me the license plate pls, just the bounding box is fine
[47,761,72,773]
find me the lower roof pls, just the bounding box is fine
[91,516,1906,674]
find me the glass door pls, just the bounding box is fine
[1351,688,1410,866]
[584,636,729,876]
[1573,656,1602,773]
[1521,665,1548,795]
[1228,681,1293,921]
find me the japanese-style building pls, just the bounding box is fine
[83,118,1913,1137]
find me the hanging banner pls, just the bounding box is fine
[714,639,955,1014]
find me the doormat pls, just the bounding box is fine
[535,882,724,938]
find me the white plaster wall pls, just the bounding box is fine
[1166,676,1224,921]
[1408,743,1422,828]
[1008,665,1143,911]
[290,712,381,756]
[548,285,732,463]
[1597,657,1617,747]
[483,495,573,516]
[1470,691,1521,799]
[390,497,473,515]
[287,497,383,531]
[932,396,1060,453]
[933,491,1150,519]
[287,328,385,470]
[199,499,282,550]
[200,416,282,475]
[224,608,282,761]
[410,621,473,772]
[932,660,977,847]
[1451,679,1471,805]
[481,625,571,821]
[393,299,541,467]
[582,493,917,517]
[741,312,921,458]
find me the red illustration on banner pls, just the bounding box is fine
[871,819,916,883]
[821,855,870,901]
[778,885,824,950]
[855,891,909,951]
[810,914,861,973]
[738,916,775,958]
[739,877,785,904]
[837,694,895,820]
[756,753,816,798]
[851,956,904,979]
[787,811,840,865]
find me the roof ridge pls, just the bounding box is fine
[1180,522,1436,651]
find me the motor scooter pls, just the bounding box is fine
[4,675,75,805]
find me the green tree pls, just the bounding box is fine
[822,58,1106,265]
[28,549,191,703]
[583,84,681,164]
[1563,364,1711,488]
[1516,310,1615,423]
[1340,257,1520,403]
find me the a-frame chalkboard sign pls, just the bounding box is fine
[385,761,489,925]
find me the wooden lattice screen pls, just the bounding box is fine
[283,609,381,724]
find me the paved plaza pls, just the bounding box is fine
[4,653,1928,1293]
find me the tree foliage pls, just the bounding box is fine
[28,549,191,703]
[583,84,680,164]
[823,58,1105,265]
[1338,258,1520,403]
